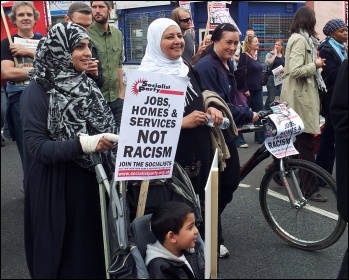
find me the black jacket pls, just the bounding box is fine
[194,47,253,126]
[331,59,348,223]
[146,241,205,279]
[318,39,343,116]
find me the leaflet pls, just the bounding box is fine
[13,37,40,86]
[272,65,284,86]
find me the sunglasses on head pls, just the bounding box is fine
[179,17,192,23]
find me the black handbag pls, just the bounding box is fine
[262,70,270,86]
[234,66,247,90]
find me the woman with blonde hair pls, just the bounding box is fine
[239,34,265,144]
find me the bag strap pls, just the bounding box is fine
[136,180,149,217]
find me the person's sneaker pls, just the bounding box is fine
[238,143,248,148]
[308,191,327,202]
[219,245,230,258]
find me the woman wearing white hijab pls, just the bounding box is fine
[138,18,222,232]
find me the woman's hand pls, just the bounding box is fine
[206,107,223,127]
[86,60,99,78]
[251,112,259,123]
[243,90,250,97]
[182,110,208,128]
[95,136,117,153]
[79,133,119,154]
[315,57,326,69]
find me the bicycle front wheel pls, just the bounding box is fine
[260,159,347,251]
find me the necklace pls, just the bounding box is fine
[247,52,257,60]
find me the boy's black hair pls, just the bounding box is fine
[151,201,194,244]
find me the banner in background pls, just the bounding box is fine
[179,1,194,28]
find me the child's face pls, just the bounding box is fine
[176,213,198,250]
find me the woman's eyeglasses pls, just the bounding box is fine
[179,17,192,23]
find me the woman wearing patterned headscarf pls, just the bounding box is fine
[315,19,347,189]
[280,7,327,202]
[20,22,118,278]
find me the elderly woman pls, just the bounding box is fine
[20,22,119,278]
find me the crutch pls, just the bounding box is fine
[92,153,111,279]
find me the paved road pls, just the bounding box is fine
[1,132,347,279]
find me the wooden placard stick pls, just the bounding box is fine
[204,5,213,44]
[1,4,19,67]
[136,180,149,218]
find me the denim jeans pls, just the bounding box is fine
[234,124,246,146]
[108,98,124,132]
[7,93,24,164]
[264,75,282,110]
[1,85,7,129]
[247,89,265,143]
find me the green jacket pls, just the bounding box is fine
[88,22,123,102]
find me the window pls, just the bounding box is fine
[249,14,293,67]
[125,10,172,63]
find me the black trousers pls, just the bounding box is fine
[218,140,240,244]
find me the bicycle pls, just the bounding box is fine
[237,103,346,251]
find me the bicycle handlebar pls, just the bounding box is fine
[258,101,289,120]
[241,101,288,135]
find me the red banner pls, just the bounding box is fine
[1,1,47,41]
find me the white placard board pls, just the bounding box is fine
[115,1,170,9]
[204,149,219,279]
[114,70,188,181]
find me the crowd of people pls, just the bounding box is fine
[1,1,347,279]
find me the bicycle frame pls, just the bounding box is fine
[235,107,346,250]
[239,124,270,181]
[238,123,307,208]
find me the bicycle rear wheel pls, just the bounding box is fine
[260,159,347,251]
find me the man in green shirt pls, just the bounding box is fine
[89,1,124,130]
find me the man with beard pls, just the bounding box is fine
[89,1,124,130]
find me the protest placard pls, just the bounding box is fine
[264,104,304,159]
[114,70,188,180]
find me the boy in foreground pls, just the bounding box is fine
[145,201,205,279]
